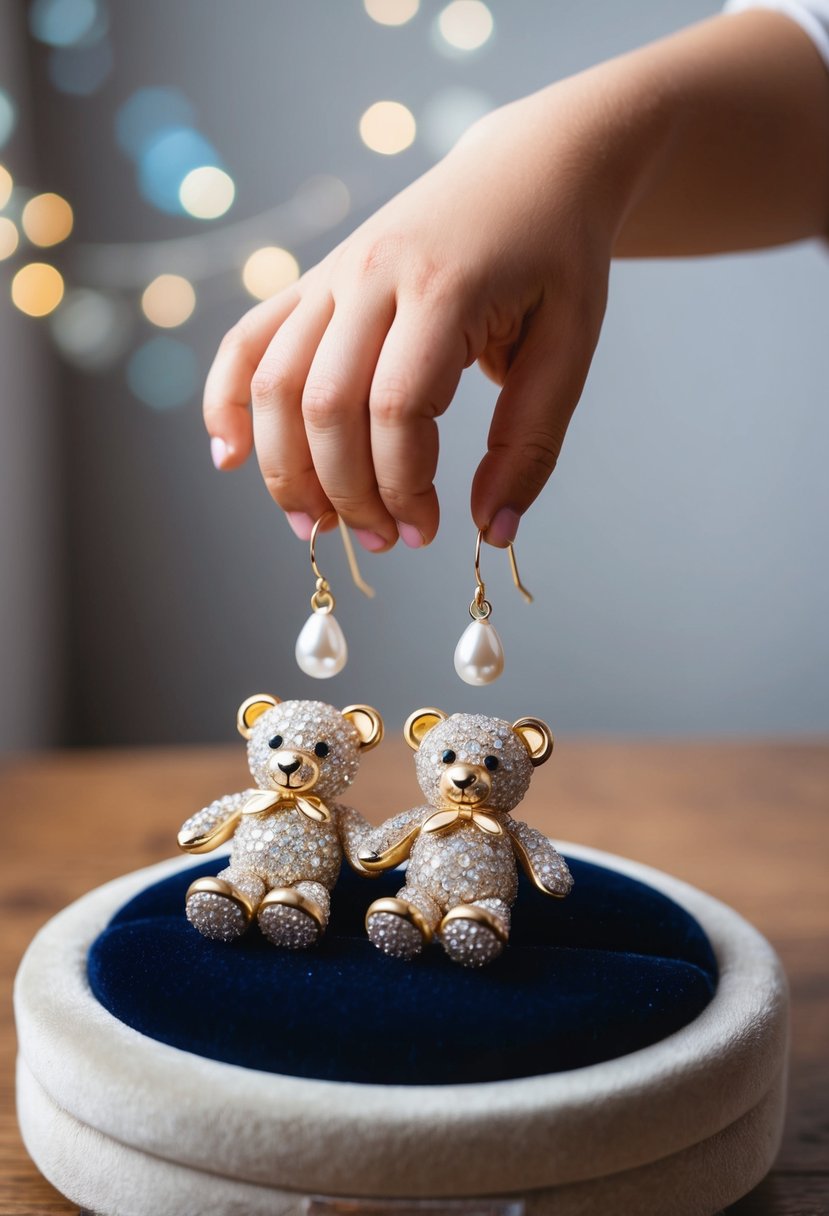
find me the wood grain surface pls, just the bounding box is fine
[2,739,827,1215]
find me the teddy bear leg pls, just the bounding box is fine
[185,867,266,943]
[257,880,330,949]
[439,897,511,967]
[365,885,442,960]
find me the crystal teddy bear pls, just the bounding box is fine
[178,694,383,948]
[360,709,573,967]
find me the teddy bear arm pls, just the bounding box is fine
[505,817,574,898]
[353,805,430,874]
[334,804,377,874]
[177,789,256,854]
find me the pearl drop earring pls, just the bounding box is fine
[453,528,533,686]
[295,514,375,679]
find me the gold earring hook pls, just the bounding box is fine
[470,527,533,620]
[309,513,375,614]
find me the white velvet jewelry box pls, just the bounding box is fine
[14,842,788,1216]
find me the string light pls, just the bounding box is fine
[11,263,65,316]
[141,273,196,328]
[0,90,16,150]
[242,246,299,300]
[359,100,416,155]
[179,166,235,220]
[436,1,493,51]
[0,164,13,210]
[0,217,19,260]
[22,192,74,246]
[29,0,100,48]
[364,0,419,25]
[50,287,132,368]
[127,336,197,409]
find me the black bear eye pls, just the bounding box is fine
[314,741,330,758]
[484,755,499,772]
[268,735,283,750]
[441,749,456,764]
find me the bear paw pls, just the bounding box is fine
[366,897,432,960]
[185,877,253,942]
[257,887,325,949]
[439,905,508,968]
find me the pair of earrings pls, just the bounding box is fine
[294,513,533,686]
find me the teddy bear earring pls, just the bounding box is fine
[296,513,375,678]
[453,529,533,685]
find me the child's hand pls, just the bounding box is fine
[203,78,637,551]
[203,9,829,551]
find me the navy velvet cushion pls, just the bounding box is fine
[87,856,717,1086]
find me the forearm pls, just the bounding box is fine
[611,10,829,254]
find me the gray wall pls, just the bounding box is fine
[5,0,828,746]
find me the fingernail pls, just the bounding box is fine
[210,437,229,470]
[397,521,425,549]
[354,529,388,552]
[488,507,521,546]
[286,511,315,541]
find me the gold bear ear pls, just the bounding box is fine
[236,694,281,739]
[512,717,555,767]
[342,704,384,752]
[403,707,448,751]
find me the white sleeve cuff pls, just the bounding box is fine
[723,0,829,70]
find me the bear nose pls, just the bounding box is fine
[278,758,301,775]
[452,773,475,790]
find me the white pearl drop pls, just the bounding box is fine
[453,618,505,685]
[295,611,347,679]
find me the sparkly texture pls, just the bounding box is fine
[258,881,330,948]
[178,790,254,848]
[178,698,377,949]
[362,712,572,967]
[414,714,533,814]
[441,913,505,967]
[186,891,248,942]
[507,816,574,896]
[247,701,362,798]
[366,911,424,959]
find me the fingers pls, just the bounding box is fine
[250,294,336,537]
[301,292,398,551]
[471,297,603,546]
[369,302,469,546]
[203,285,301,470]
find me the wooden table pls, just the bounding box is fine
[2,741,827,1215]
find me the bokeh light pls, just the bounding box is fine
[242,246,300,300]
[29,0,99,47]
[50,288,132,370]
[0,90,16,151]
[179,166,235,219]
[126,336,198,410]
[364,0,419,25]
[0,164,12,210]
[421,87,493,157]
[0,217,19,260]
[22,193,74,247]
[11,263,65,317]
[141,274,196,328]
[138,127,220,214]
[359,101,416,155]
[49,39,113,95]
[115,88,196,159]
[436,1,493,51]
[291,175,350,229]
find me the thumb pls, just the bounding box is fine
[471,297,602,546]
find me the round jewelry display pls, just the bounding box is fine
[15,843,788,1216]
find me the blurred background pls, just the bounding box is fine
[0,0,827,751]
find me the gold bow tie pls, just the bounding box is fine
[241,789,330,823]
[421,804,503,837]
